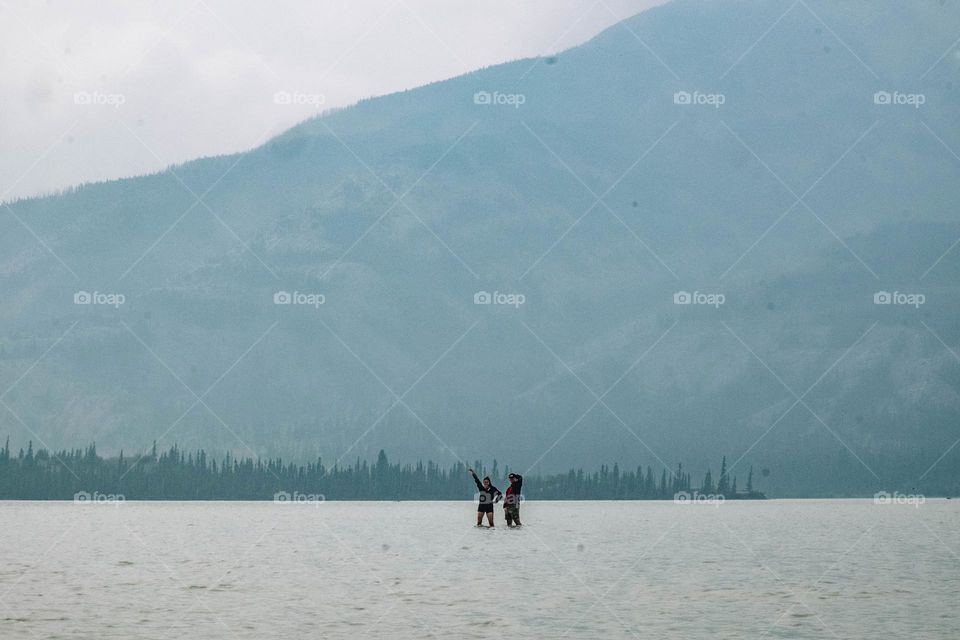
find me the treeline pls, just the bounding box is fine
[0,438,765,500]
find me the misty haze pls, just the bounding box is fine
[1,1,959,638]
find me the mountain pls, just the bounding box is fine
[2,0,959,495]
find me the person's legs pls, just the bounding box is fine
[476,511,483,526]
[486,511,494,527]
[514,509,522,526]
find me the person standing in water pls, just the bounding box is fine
[469,468,502,527]
[503,472,523,527]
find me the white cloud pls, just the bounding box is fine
[0,0,666,202]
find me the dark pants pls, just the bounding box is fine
[504,504,520,525]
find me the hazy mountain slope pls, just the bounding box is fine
[2,0,959,494]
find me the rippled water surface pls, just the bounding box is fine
[1,500,958,639]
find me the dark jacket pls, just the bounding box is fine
[504,474,523,507]
[471,471,502,506]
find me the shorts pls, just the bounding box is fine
[478,504,494,513]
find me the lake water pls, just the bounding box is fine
[1,500,957,639]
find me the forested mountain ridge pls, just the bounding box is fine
[2,0,959,495]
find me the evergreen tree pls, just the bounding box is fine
[716,456,729,495]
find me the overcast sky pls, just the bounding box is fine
[0,0,667,202]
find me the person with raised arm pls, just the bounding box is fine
[468,467,502,527]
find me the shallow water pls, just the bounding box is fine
[0,500,957,639]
